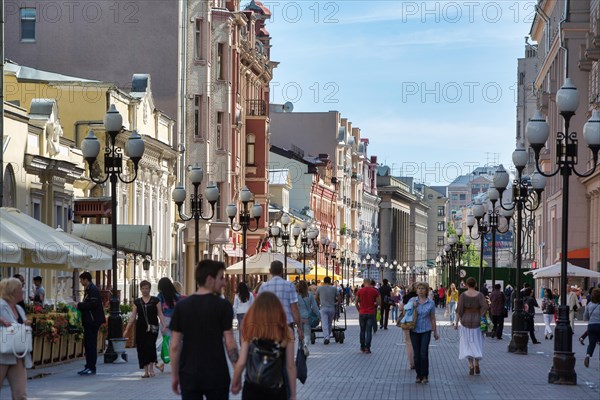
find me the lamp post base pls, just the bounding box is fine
[508,331,529,354]
[548,305,577,385]
[508,301,529,354]
[548,351,577,385]
[103,297,123,364]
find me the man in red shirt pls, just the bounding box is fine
[356,279,381,354]
[437,285,446,308]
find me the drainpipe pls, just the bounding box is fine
[179,0,188,181]
[558,0,570,78]
[534,4,551,62]
[173,0,188,284]
[1,0,4,206]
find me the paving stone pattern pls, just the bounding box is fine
[1,307,598,400]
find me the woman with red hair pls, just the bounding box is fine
[231,291,296,399]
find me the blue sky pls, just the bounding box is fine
[260,0,536,185]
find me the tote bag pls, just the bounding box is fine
[0,323,33,358]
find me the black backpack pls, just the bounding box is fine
[245,339,284,390]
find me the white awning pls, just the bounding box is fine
[72,224,152,256]
[0,207,112,270]
[223,244,244,258]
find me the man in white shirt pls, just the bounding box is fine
[259,260,304,342]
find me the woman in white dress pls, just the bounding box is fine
[455,277,488,375]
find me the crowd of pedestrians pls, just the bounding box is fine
[2,262,600,400]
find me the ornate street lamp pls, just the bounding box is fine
[467,190,513,289]
[172,164,219,265]
[319,237,336,278]
[494,152,546,355]
[292,221,319,281]
[526,79,600,385]
[81,105,145,363]
[388,260,398,285]
[269,213,292,276]
[226,186,263,282]
[362,254,372,280]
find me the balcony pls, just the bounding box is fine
[246,99,267,116]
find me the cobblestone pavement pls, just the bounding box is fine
[1,306,598,400]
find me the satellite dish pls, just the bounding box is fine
[283,101,294,112]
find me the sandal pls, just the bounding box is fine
[469,366,474,375]
[142,373,150,378]
[155,363,165,373]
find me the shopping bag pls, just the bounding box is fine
[376,308,381,322]
[66,304,82,333]
[161,334,171,364]
[296,340,308,384]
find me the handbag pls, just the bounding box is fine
[0,323,33,358]
[140,298,159,334]
[302,296,320,328]
[400,300,418,330]
[502,308,508,318]
[296,340,308,384]
[376,307,381,322]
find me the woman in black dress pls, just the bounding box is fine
[124,280,166,378]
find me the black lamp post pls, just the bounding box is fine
[388,260,398,285]
[362,254,372,280]
[172,164,219,265]
[467,190,513,289]
[493,151,546,355]
[319,237,336,278]
[269,212,292,277]
[526,78,600,385]
[81,105,145,363]
[292,221,319,281]
[226,186,263,282]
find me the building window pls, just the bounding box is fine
[20,8,36,41]
[451,194,458,201]
[194,95,202,138]
[215,182,223,221]
[217,43,225,80]
[216,112,223,149]
[2,165,16,207]
[32,200,41,221]
[437,206,445,217]
[437,221,445,231]
[246,134,256,166]
[459,194,466,201]
[194,19,203,60]
[437,236,445,246]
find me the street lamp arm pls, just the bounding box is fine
[116,165,141,184]
[522,194,542,213]
[175,206,194,222]
[88,169,111,185]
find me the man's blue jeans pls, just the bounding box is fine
[359,313,375,350]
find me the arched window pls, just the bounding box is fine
[2,165,16,207]
[246,134,255,166]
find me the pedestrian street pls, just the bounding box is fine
[2,307,598,400]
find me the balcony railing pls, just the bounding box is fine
[246,100,267,116]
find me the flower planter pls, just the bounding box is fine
[59,335,69,361]
[51,338,61,362]
[75,338,84,358]
[124,323,136,348]
[41,338,53,364]
[32,335,44,366]
[67,334,77,359]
